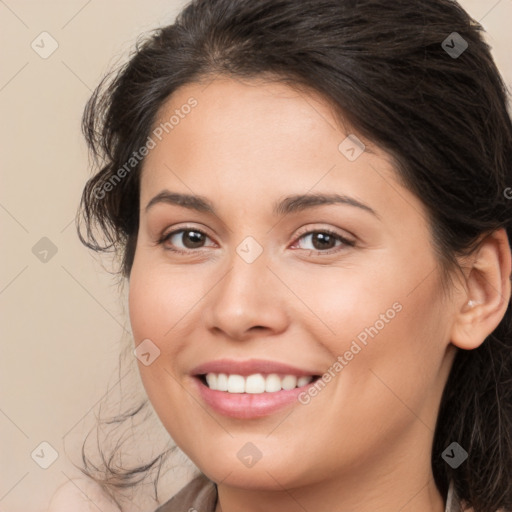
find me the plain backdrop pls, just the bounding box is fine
[1,1,512,511]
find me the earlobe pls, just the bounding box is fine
[450,228,512,351]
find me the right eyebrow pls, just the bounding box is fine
[145,190,214,214]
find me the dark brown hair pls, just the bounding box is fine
[77,0,512,510]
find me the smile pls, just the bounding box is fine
[190,359,322,419]
[202,372,316,393]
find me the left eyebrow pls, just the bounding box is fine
[144,190,380,219]
[273,192,380,219]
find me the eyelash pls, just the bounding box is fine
[157,225,356,256]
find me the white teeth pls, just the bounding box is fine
[205,373,217,389]
[217,373,228,391]
[297,376,312,387]
[227,374,245,393]
[245,374,266,394]
[203,372,314,393]
[281,375,297,390]
[265,373,282,392]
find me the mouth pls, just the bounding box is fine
[189,358,324,418]
[196,372,322,393]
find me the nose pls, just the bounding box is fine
[203,247,289,341]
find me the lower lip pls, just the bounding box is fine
[192,376,318,419]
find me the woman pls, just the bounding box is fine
[74,0,512,511]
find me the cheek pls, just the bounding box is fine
[286,263,402,346]
[337,277,449,425]
[128,258,204,346]
[127,260,198,434]
[299,259,447,397]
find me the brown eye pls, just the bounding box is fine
[159,227,214,253]
[309,232,338,250]
[293,229,355,254]
[176,230,206,249]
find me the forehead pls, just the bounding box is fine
[147,77,348,165]
[143,78,376,174]
[139,77,425,224]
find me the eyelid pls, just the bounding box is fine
[157,224,215,248]
[290,226,355,253]
[293,225,355,243]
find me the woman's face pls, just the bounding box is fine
[129,77,459,490]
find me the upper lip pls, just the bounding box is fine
[190,358,320,377]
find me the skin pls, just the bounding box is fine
[128,76,511,512]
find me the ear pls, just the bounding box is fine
[450,228,512,350]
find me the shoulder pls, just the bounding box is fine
[154,472,217,512]
[47,478,121,512]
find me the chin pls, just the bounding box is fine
[204,465,292,490]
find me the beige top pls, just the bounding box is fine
[154,473,467,512]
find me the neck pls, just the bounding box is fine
[215,472,445,512]
[214,426,446,512]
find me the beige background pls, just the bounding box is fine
[1,1,511,511]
